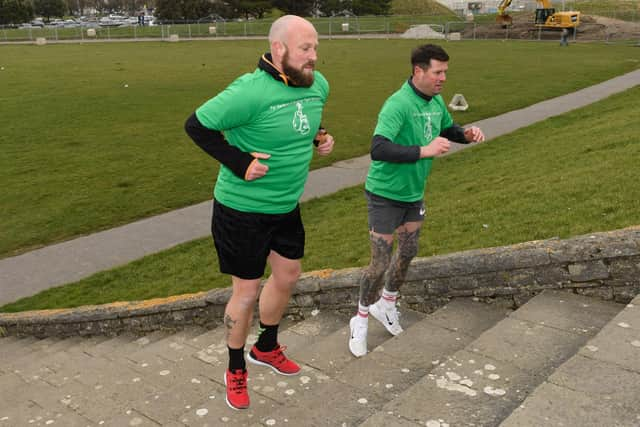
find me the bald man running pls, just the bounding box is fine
[184,15,334,410]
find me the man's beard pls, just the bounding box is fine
[282,50,315,87]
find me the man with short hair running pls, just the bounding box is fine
[349,44,485,357]
[185,15,334,409]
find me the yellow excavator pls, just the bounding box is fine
[496,0,581,31]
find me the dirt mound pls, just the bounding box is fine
[589,15,640,39]
[464,13,640,41]
[401,24,445,39]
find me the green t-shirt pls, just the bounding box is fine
[196,69,329,214]
[366,81,453,202]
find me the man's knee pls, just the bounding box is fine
[398,241,418,260]
[231,289,259,309]
[270,258,302,289]
[367,233,393,277]
[367,256,390,281]
[275,267,301,288]
[397,229,420,260]
[230,278,261,308]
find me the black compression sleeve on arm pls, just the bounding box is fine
[184,113,255,179]
[440,124,468,144]
[370,134,421,163]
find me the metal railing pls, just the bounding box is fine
[1,14,638,43]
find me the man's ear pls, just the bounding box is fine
[272,40,286,58]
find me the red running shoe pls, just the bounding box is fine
[224,369,249,410]
[248,344,301,375]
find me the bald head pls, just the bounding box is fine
[269,15,316,45]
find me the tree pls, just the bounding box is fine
[232,0,272,19]
[0,0,34,25]
[317,0,391,16]
[155,0,212,21]
[104,0,147,14]
[155,0,181,20]
[318,0,347,16]
[272,0,315,16]
[33,0,67,21]
[211,1,235,19]
[352,0,391,15]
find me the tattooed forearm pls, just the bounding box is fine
[359,234,393,306]
[385,228,420,292]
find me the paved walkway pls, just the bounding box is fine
[1,69,639,306]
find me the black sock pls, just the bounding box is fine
[228,346,246,372]
[255,322,279,352]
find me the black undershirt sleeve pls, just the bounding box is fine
[370,134,421,163]
[440,124,468,144]
[184,113,255,179]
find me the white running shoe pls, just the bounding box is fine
[370,300,403,336]
[349,316,368,357]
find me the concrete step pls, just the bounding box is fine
[0,310,357,426]
[83,329,174,360]
[254,300,510,426]
[4,337,61,369]
[0,294,630,426]
[360,290,622,427]
[293,306,427,375]
[500,293,640,427]
[158,312,353,426]
[4,337,102,383]
[0,336,40,360]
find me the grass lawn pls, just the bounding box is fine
[0,40,638,259]
[2,84,638,313]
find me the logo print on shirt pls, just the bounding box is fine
[293,102,311,135]
[424,115,433,141]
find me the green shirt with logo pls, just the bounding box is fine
[196,69,329,214]
[366,81,453,203]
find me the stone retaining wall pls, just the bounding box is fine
[1,226,638,338]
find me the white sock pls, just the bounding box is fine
[356,303,369,323]
[380,289,399,308]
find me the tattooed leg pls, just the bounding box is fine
[359,233,393,306]
[225,276,261,348]
[385,226,420,293]
[223,314,237,340]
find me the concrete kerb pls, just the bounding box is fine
[1,226,638,338]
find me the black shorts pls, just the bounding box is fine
[212,200,305,280]
[365,190,425,234]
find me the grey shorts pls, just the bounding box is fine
[365,190,426,235]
